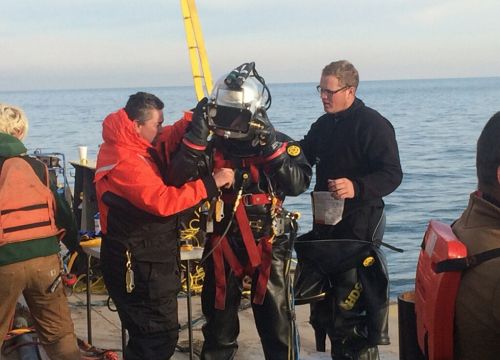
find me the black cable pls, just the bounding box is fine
[252,66,272,110]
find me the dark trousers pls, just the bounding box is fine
[200,235,298,360]
[101,241,180,360]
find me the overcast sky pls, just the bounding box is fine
[1,0,499,91]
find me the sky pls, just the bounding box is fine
[1,0,499,91]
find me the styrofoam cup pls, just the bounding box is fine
[78,146,88,164]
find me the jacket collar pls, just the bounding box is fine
[481,191,500,209]
[462,192,500,228]
[0,133,27,157]
[328,98,364,121]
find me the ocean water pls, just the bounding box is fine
[2,77,499,298]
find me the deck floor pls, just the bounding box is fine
[66,291,400,360]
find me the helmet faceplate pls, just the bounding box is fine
[207,75,266,140]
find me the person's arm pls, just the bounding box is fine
[107,154,217,217]
[299,118,321,167]
[156,111,192,164]
[351,117,403,199]
[50,179,79,252]
[263,133,312,196]
[165,98,211,187]
[248,110,312,196]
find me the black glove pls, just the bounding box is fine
[184,97,209,147]
[254,109,282,157]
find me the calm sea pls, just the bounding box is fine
[2,77,499,298]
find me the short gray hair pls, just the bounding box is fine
[322,60,359,89]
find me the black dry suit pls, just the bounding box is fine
[293,215,390,360]
[167,133,312,360]
[295,98,403,360]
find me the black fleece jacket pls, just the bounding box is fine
[300,98,402,217]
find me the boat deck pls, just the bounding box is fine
[67,292,400,360]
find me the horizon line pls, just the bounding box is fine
[1,74,499,94]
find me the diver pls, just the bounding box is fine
[167,62,312,360]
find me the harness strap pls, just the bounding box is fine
[213,151,232,169]
[212,233,252,310]
[209,149,283,309]
[253,235,274,305]
[212,235,227,310]
[248,163,260,183]
[435,247,500,273]
[210,196,276,309]
[212,232,275,309]
[234,202,261,269]
[222,193,272,206]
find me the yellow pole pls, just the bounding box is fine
[180,0,213,100]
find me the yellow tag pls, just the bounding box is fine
[339,282,362,310]
[287,145,301,157]
[215,198,224,222]
[363,256,375,267]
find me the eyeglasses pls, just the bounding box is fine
[316,85,349,97]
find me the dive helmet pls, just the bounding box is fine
[207,62,271,141]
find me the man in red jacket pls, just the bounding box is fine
[95,92,233,360]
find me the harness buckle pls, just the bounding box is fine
[248,220,264,231]
[272,217,285,236]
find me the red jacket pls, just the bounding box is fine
[95,109,214,234]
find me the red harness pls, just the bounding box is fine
[210,149,284,310]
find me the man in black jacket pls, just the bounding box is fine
[297,60,403,359]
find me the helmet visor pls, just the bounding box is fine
[208,105,252,133]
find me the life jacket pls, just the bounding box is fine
[0,157,61,246]
[415,220,500,359]
[209,146,287,310]
[415,220,466,359]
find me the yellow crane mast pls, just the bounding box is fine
[180,0,213,100]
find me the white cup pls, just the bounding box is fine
[78,146,88,164]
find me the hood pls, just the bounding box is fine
[95,109,153,181]
[101,108,151,152]
[0,133,27,157]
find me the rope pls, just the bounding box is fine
[72,274,107,294]
[180,262,205,295]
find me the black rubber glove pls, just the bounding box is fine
[184,97,209,147]
[254,109,282,157]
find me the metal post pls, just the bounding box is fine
[122,326,127,358]
[186,259,194,360]
[86,253,92,344]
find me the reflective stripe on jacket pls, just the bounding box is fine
[0,157,61,245]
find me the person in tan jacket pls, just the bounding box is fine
[0,104,80,359]
[452,111,500,359]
